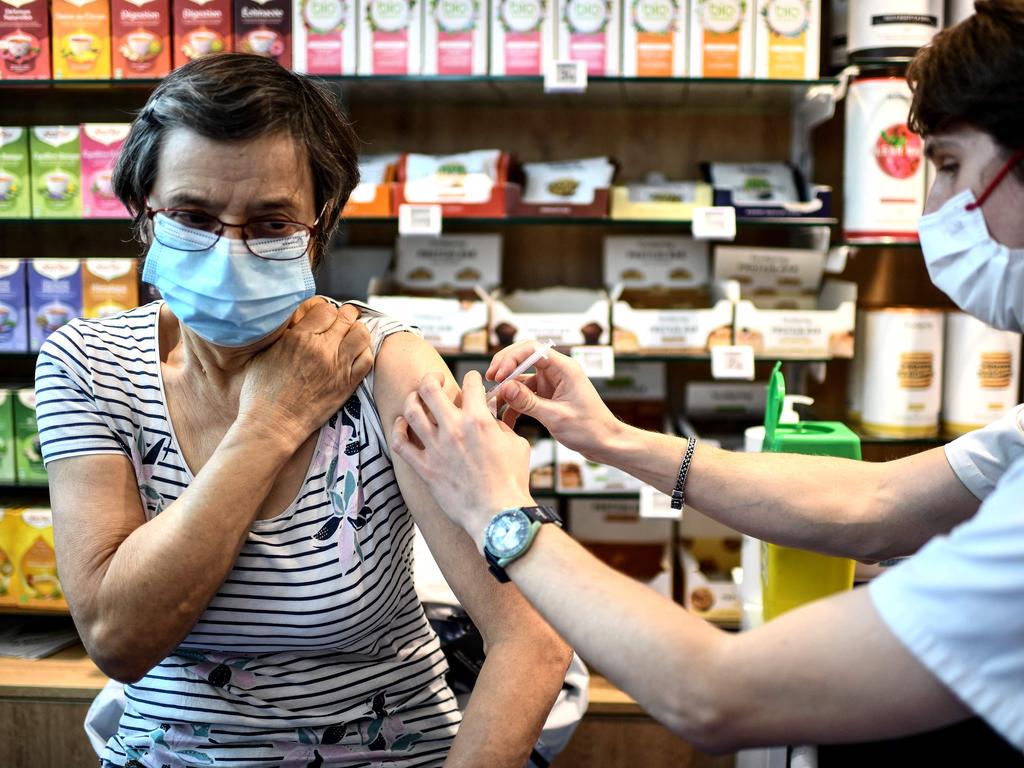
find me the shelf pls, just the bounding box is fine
[0,604,69,617]
[0,75,838,112]
[839,239,921,250]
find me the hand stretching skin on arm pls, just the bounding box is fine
[374,333,571,768]
[392,372,972,753]
[487,343,979,561]
[48,302,373,683]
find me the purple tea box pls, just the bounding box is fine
[0,259,28,352]
[28,258,82,352]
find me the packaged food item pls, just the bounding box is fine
[0,503,18,604]
[30,126,82,219]
[173,0,232,67]
[83,258,139,318]
[395,234,500,298]
[848,0,942,62]
[399,149,505,206]
[14,388,47,485]
[706,161,800,206]
[606,235,710,299]
[28,258,83,351]
[843,77,925,242]
[423,0,488,74]
[0,127,31,218]
[688,0,754,78]
[0,0,50,79]
[489,287,609,349]
[860,307,943,438]
[357,0,422,74]
[610,179,713,220]
[490,0,555,75]
[679,510,741,626]
[621,0,687,77]
[80,123,131,219]
[51,0,112,79]
[111,0,171,78]
[0,388,15,483]
[568,498,670,585]
[754,0,820,80]
[343,153,398,216]
[521,156,614,205]
[234,0,292,68]
[0,259,28,352]
[713,245,825,308]
[942,312,1021,436]
[557,0,619,76]
[828,0,846,70]
[15,507,66,607]
[292,0,357,73]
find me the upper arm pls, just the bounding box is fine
[372,332,556,646]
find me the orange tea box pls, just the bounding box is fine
[0,504,19,606]
[174,0,232,67]
[688,0,753,78]
[1,0,51,79]
[15,506,66,609]
[83,258,139,317]
[112,0,171,78]
[51,0,112,79]
[754,0,820,80]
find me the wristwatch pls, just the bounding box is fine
[483,505,562,583]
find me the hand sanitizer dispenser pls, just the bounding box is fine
[761,362,858,620]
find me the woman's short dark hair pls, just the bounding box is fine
[908,0,1024,178]
[113,53,359,265]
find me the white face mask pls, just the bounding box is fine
[918,151,1024,332]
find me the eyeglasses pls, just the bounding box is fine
[145,202,326,261]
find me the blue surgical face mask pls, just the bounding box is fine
[142,214,315,347]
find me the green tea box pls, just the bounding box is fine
[14,388,46,485]
[0,127,31,219]
[29,125,81,219]
[0,389,14,483]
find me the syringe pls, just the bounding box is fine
[485,339,555,413]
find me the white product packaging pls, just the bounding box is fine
[293,0,358,73]
[357,0,423,74]
[847,0,943,61]
[490,0,556,75]
[557,0,620,75]
[423,0,488,74]
[754,0,820,80]
[621,0,687,77]
[688,0,754,78]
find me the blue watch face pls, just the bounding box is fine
[486,510,531,558]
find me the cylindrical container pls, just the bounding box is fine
[848,0,943,62]
[846,308,866,422]
[830,0,849,71]
[843,76,927,242]
[942,312,1021,436]
[861,308,944,438]
[946,0,974,26]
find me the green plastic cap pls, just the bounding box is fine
[763,361,785,449]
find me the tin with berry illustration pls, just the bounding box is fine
[843,75,926,243]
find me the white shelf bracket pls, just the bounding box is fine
[791,65,859,181]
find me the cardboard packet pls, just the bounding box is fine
[557,0,620,75]
[81,123,131,218]
[357,0,422,74]
[0,503,19,605]
[754,0,820,80]
[621,0,686,77]
[0,0,51,79]
[15,507,66,608]
[0,259,28,352]
[28,258,83,351]
[0,127,31,218]
[83,258,139,317]
[0,389,15,483]
[30,126,82,219]
[111,0,172,78]
[51,0,112,79]
[173,0,232,67]
[688,0,753,78]
[423,0,488,75]
[490,0,555,75]
[14,389,47,485]
[234,0,292,68]
[292,0,356,73]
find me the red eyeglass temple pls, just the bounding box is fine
[966,148,1024,211]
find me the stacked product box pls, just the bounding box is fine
[0,127,31,218]
[0,388,15,483]
[0,259,28,352]
[14,388,46,485]
[51,0,112,79]
[29,125,82,219]
[0,503,67,609]
[0,0,51,79]
[111,0,172,78]
[358,0,422,74]
[292,0,357,73]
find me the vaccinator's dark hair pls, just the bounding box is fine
[113,53,360,265]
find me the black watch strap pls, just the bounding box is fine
[484,505,562,583]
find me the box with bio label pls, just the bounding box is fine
[81,123,131,219]
[51,0,112,79]
[14,389,46,485]
[0,389,15,483]
[83,258,139,318]
[173,0,232,67]
[0,127,31,218]
[490,0,555,75]
[754,0,820,80]
[293,0,357,73]
[622,0,687,77]
[423,0,488,75]
[0,0,51,79]
[235,0,292,68]
[111,0,172,78]
[15,507,65,607]
[358,0,422,74]
[0,259,28,352]
[28,259,82,351]
[688,0,753,78]
[557,0,620,76]
[30,126,81,219]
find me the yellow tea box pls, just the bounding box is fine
[15,506,65,608]
[688,0,753,78]
[754,0,820,80]
[83,258,139,318]
[621,0,687,77]
[51,0,113,79]
[0,504,19,605]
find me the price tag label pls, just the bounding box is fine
[691,206,737,241]
[639,485,681,520]
[824,245,851,274]
[398,204,442,237]
[570,345,615,379]
[544,60,588,94]
[711,345,755,380]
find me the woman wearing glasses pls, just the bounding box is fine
[34,54,569,767]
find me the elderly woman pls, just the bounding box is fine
[35,54,569,767]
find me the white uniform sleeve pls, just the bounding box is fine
[943,404,1024,500]
[869,456,1024,751]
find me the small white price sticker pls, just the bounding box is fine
[691,206,737,241]
[544,60,588,94]
[398,204,443,236]
[711,345,756,380]
[639,485,681,520]
[824,245,851,274]
[570,345,615,379]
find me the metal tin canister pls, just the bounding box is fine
[847,0,943,62]
[861,308,944,438]
[942,312,1022,436]
[843,76,927,242]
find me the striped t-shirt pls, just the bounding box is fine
[35,301,461,767]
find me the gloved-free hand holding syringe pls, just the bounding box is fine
[486,339,555,416]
